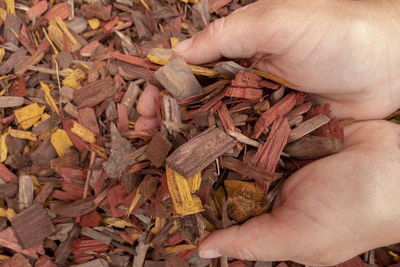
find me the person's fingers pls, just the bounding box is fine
[172,4,265,64]
[198,208,297,261]
[137,84,160,117]
[135,116,159,131]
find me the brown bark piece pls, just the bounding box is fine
[11,203,55,248]
[55,224,80,265]
[31,136,57,166]
[4,14,20,45]
[9,253,31,267]
[0,164,17,183]
[155,56,203,100]
[287,114,330,143]
[73,77,114,108]
[78,107,100,135]
[131,11,152,40]
[32,115,60,136]
[81,227,112,245]
[34,183,54,205]
[0,227,39,258]
[284,135,342,160]
[102,124,135,179]
[0,97,25,108]
[145,132,172,168]
[166,127,235,178]
[0,48,27,75]
[0,183,18,198]
[53,198,95,217]
[15,50,46,76]
[221,157,282,182]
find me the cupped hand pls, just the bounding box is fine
[198,120,400,265]
[174,0,400,120]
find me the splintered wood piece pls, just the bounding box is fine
[131,11,151,40]
[336,256,367,267]
[225,87,263,100]
[226,130,260,147]
[81,227,112,245]
[192,0,210,30]
[155,56,202,100]
[145,132,172,167]
[287,114,330,143]
[18,175,33,210]
[231,70,262,88]
[122,82,141,115]
[53,198,95,217]
[166,127,235,178]
[213,61,245,79]
[71,258,110,267]
[0,163,17,182]
[32,115,60,136]
[34,183,54,204]
[11,203,55,248]
[0,183,18,198]
[0,48,27,75]
[78,107,100,135]
[217,104,236,133]
[103,123,135,179]
[55,224,80,265]
[73,77,114,108]
[162,94,182,136]
[284,136,343,160]
[252,116,290,191]
[0,97,24,108]
[286,102,312,121]
[221,157,282,182]
[27,0,48,20]
[133,234,150,267]
[253,92,296,138]
[4,13,19,45]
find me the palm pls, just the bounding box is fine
[247,0,400,120]
[198,121,400,265]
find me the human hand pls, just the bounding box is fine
[198,120,400,265]
[173,0,400,120]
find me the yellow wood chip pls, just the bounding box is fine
[126,188,141,217]
[62,68,86,90]
[151,217,165,235]
[164,244,197,254]
[48,18,81,53]
[180,0,188,3]
[55,16,78,47]
[0,207,6,217]
[0,8,6,21]
[187,171,201,194]
[139,0,150,10]
[5,0,15,15]
[0,133,7,163]
[253,69,296,88]
[40,82,60,115]
[42,27,58,55]
[0,255,10,261]
[170,37,179,48]
[14,103,45,129]
[71,121,96,144]
[6,208,15,220]
[51,129,73,157]
[88,18,100,29]
[0,48,5,63]
[103,217,136,228]
[224,180,265,202]
[166,166,204,216]
[39,125,58,140]
[9,129,37,141]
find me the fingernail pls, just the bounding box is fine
[173,37,193,53]
[199,249,221,258]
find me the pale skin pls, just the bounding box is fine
[137,0,400,265]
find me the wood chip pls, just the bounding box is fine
[166,127,235,178]
[73,77,114,108]
[145,132,172,168]
[11,203,55,248]
[287,114,330,143]
[155,56,203,100]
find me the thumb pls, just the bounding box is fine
[198,209,296,261]
[172,7,263,64]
